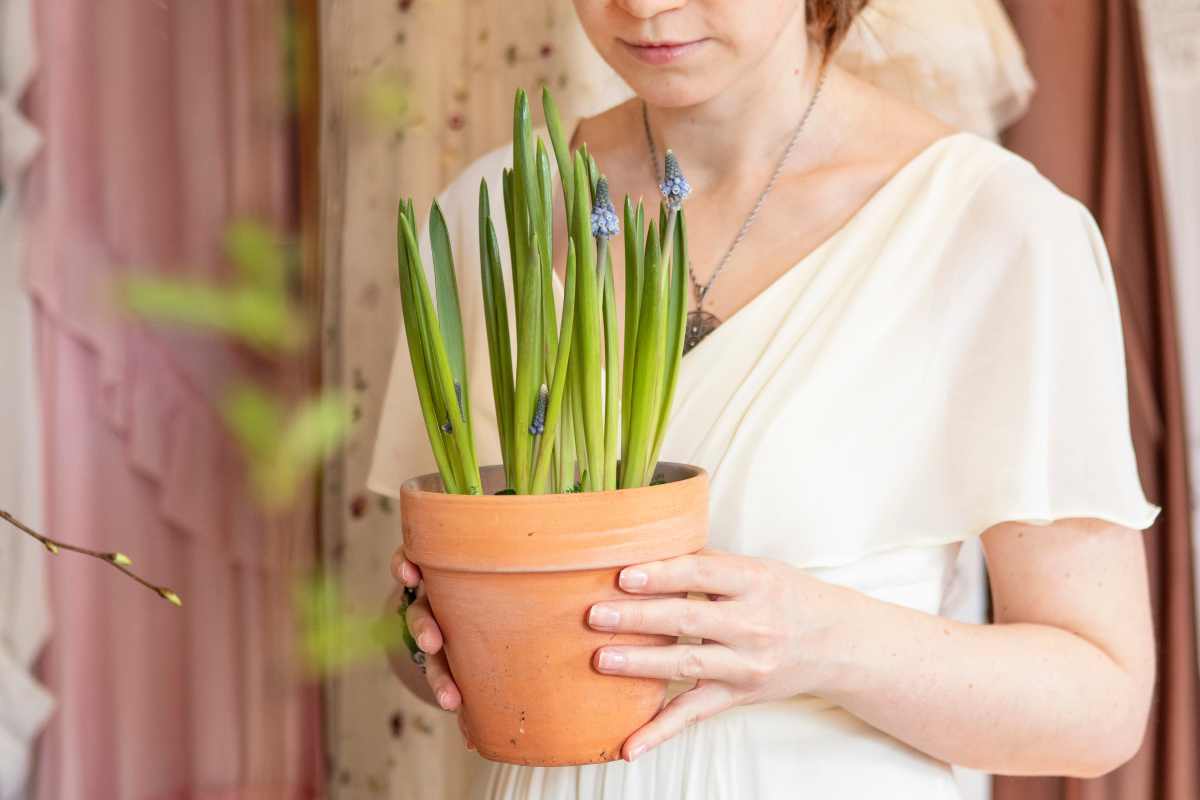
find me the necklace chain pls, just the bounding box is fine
[642,66,827,311]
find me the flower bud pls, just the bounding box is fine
[158,588,183,607]
[590,177,620,239]
[659,149,691,210]
[529,384,548,435]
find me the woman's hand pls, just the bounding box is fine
[388,549,474,749]
[587,548,855,762]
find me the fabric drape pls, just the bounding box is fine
[0,0,53,796]
[1138,0,1200,676]
[23,1,323,797]
[996,2,1200,798]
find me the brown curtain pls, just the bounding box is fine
[996,1,1200,798]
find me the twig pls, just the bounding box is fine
[1,509,183,607]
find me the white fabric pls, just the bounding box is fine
[368,123,1159,798]
[835,0,1034,135]
[0,0,54,797]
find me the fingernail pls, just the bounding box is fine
[417,633,433,651]
[619,569,647,589]
[597,650,626,671]
[437,690,451,709]
[628,743,647,761]
[589,605,619,628]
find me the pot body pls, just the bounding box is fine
[400,463,709,766]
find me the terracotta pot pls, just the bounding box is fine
[400,462,709,766]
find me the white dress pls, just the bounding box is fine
[368,124,1161,799]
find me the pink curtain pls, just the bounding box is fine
[22,1,323,798]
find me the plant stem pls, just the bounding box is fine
[601,243,620,491]
[1,509,182,606]
[530,240,578,494]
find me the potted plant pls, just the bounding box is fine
[394,86,707,766]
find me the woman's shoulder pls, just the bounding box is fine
[945,133,1095,237]
[933,134,1114,302]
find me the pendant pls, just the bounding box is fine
[683,309,722,355]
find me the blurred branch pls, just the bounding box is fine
[221,385,351,509]
[120,219,308,354]
[0,509,182,606]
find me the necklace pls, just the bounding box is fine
[642,66,827,354]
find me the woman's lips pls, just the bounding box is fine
[621,38,706,65]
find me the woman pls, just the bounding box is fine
[368,1,1161,797]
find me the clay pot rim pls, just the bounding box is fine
[399,461,707,506]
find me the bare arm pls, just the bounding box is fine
[577,517,1154,772]
[817,517,1155,776]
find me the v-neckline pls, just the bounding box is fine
[536,116,976,357]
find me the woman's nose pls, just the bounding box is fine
[615,0,689,21]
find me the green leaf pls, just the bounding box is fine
[647,207,689,475]
[395,203,462,494]
[620,197,644,468]
[402,213,481,493]
[510,225,544,494]
[531,239,578,494]
[224,219,286,293]
[221,384,285,462]
[571,151,603,491]
[279,391,352,466]
[536,140,559,388]
[479,181,515,482]
[541,86,575,219]
[295,572,408,675]
[620,220,666,488]
[430,201,469,422]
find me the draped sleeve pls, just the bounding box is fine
[658,136,1160,569]
[932,157,1161,535]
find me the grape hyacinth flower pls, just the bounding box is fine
[659,149,691,211]
[590,177,620,240]
[529,383,548,435]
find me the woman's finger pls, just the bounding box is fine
[616,551,752,597]
[390,549,422,587]
[587,596,739,643]
[593,643,756,684]
[621,682,734,762]
[405,594,444,655]
[456,707,475,750]
[424,648,462,711]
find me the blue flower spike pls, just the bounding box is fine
[529,383,548,435]
[659,149,691,211]
[590,177,620,240]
